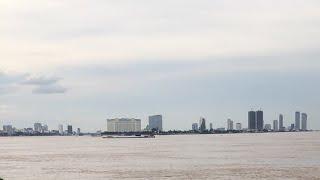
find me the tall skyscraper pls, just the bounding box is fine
[248,111,256,130]
[148,115,163,131]
[192,123,198,131]
[295,111,301,131]
[279,114,284,131]
[199,117,206,132]
[67,125,73,135]
[273,120,279,131]
[227,119,234,130]
[256,110,264,131]
[301,113,307,131]
[236,123,242,130]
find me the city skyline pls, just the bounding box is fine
[1,110,312,133]
[1,0,320,132]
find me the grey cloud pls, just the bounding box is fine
[0,72,67,95]
[32,85,67,94]
[21,76,67,94]
[22,76,61,85]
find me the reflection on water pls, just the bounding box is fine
[0,132,320,179]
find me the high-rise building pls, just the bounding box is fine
[209,123,213,131]
[199,117,206,132]
[3,125,14,135]
[236,123,242,130]
[295,111,300,131]
[148,115,163,131]
[279,114,284,131]
[264,124,272,131]
[227,119,234,130]
[107,118,141,132]
[256,110,264,131]
[301,113,307,131]
[58,124,63,135]
[67,125,73,135]
[192,123,198,131]
[34,123,42,132]
[248,111,256,130]
[42,124,48,132]
[273,120,279,131]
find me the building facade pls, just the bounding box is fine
[236,123,242,130]
[227,119,234,130]
[67,125,73,135]
[264,124,272,131]
[34,123,42,133]
[199,117,206,132]
[279,114,284,131]
[209,123,213,131]
[256,110,264,131]
[301,113,307,131]
[248,111,256,130]
[148,115,163,131]
[273,120,279,131]
[107,118,141,132]
[58,124,63,135]
[192,123,198,131]
[295,111,300,130]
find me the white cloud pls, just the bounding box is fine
[1,0,320,72]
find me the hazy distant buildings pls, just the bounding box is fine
[3,125,14,135]
[290,124,295,131]
[264,124,272,131]
[34,123,42,132]
[248,111,256,130]
[67,125,73,135]
[273,120,279,131]
[279,114,284,131]
[148,115,163,131]
[227,119,234,130]
[42,124,48,132]
[192,123,198,131]
[58,124,63,135]
[209,123,213,131]
[77,128,81,135]
[199,117,206,132]
[301,113,307,131]
[107,118,141,132]
[236,123,242,130]
[295,111,300,131]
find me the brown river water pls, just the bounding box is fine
[0,132,319,179]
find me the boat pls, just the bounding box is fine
[102,134,155,139]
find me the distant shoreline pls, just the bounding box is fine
[0,130,317,137]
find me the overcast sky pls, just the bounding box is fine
[1,0,320,132]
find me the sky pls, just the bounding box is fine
[1,0,320,132]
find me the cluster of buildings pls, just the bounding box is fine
[1,110,310,136]
[248,110,308,132]
[0,123,81,136]
[190,110,309,133]
[106,115,163,133]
